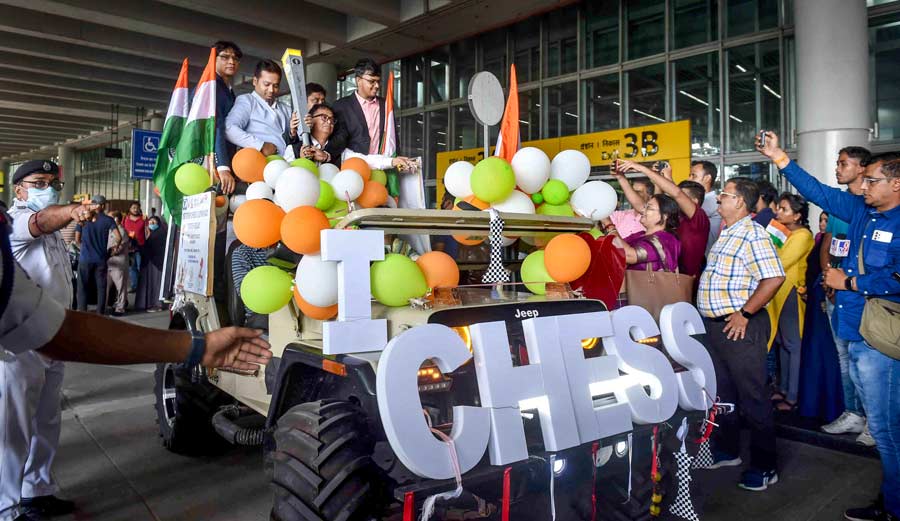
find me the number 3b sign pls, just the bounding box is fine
[559,120,691,166]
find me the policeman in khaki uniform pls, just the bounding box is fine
[0,195,271,521]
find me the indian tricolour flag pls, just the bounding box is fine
[152,58,189,224]
[169,47,217,223]
[766,219,792,248]
[379,71,396,157]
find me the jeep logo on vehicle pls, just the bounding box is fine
[513,308,539,319]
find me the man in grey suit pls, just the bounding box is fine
[226,59,299,159]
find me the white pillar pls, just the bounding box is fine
[1,159,10,207]
[794,0,870,223]
[57,146,75,204]
[306,62,338,103]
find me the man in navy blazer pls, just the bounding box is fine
[212,41,240,195]
[332,58,386,156]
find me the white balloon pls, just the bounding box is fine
[444,161,474,198]
[274,167,320,212]
[263,160,290,188]
[228,194,247,213]
[571,181,618,221]
[295,254,339,307]
[511,147,551,194]
[332,170,365,201]
[491,190,535,214]
[550,149,591,191]
[245,181,274,201]
[319,163,340,183]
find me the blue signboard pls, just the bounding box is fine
[131,129,162,180]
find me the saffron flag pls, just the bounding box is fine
[766,219,792,248]
[379,71,397,157]
[494,64,520,163]
[170,47,217,224]
[152,58,189,224]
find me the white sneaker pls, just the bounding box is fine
[822,411,866,435]
[856,422,876,447]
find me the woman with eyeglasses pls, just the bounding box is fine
[602,193,682,273]
[296,103,414,172]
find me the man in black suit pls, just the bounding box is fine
[332,58,384,155]
[212,40,241,194]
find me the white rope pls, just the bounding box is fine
[549,454,557,521]
[419,411,464,521]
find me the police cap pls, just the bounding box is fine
[12,160,59,184]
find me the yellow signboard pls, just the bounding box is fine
[436,120,692,204]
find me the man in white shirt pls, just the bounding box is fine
[3,160,97,521]
[225,59,298,159]
[689,160,723,253]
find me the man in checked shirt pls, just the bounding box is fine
[696,176,785,492]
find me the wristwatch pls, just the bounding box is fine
[185,329,207,368]
[844,276,854,291]
[739,308,753,319]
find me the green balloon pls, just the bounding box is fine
[588,226,603,239]
[290,157,319,176]
[240,266,293,314]
[370,253,428,307]
[371,169,387,186]
[325,198,349,226]
[315,180,335,211]
[470,157,515,203]
[174,163,211,196]
[541,179,569,205]
[521,250,556,295]
[266,155,284,163]
[531,192,544,205]
[537,202,575,217]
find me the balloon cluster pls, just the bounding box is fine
[443,148,618,246]
[224,148,462,315]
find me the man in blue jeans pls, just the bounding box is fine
[74,195,120,315]
[820,146,873,446]
[758,133,900,521]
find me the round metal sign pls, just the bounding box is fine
[467,71,504,126]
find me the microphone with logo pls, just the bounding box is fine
[827,233,851,298]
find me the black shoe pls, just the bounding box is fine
[846,496,884,521]
[20,495,75,517]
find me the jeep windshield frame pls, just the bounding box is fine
[333,208,594,236]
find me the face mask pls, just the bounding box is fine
[149,224,160,231]
[25,187,60,212]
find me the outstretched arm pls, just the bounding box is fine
[610,162,646,212]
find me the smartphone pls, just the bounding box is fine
[758,129,767,147]
[657,161,670,171]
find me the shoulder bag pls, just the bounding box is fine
[625,235,695,321]
[857,242,900,359]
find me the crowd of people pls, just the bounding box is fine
[1,38,898,521]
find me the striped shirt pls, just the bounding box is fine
[697,215,784,318]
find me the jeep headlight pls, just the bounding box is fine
[452,326,472,353]
[581,337,599,350]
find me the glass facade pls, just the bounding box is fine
[329,0,900,205]
[76,145,138,201]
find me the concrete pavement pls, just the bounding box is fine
[46,310,883,521]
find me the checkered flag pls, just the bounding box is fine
[692,439,714,469]
[482,208,510,284]
[670,450,700,521]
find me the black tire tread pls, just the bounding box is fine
[270,399,380,521]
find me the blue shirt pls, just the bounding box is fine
[77,214,117,264]
[825,214,850,237]
[780,160,900,341]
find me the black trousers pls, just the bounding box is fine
[77,261,109,314]
[703,312,777,471]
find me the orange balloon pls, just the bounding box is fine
[416,251,460,288]
[232,148,267,183]
[544,234,591,283]
[356,180,389,208]
[341,157,371,182]
[452,234,484,246]
[280,206,330,254]
[233,199,285,248]
[215,195,227,207]
[293,287,338,320]
[452,195,489,211]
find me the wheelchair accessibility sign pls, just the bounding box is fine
[131,129,162,180]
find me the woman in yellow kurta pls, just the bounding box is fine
[767,193,814,411]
